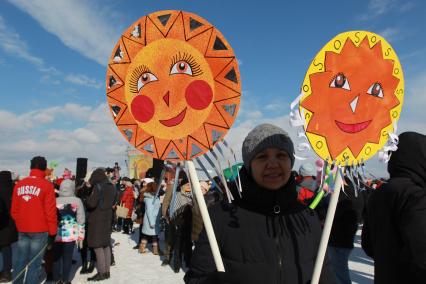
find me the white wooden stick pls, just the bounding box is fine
[311,167,344,284]
[185,160,225,272]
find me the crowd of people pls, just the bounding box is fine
[0,124,425,284]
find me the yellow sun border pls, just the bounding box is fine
[299,31,404,166]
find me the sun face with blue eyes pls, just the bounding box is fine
[106,10,242,160]
[125,38,215,139]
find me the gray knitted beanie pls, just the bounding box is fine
[242,123,295,171]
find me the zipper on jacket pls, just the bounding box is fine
[275,229,283,283]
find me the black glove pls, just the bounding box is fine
[204,271,239,284]
[47,235,56,250]
[160,217,168,231]
[205,265,274,284]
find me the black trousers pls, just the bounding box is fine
[52,242,75,281]
[0,245,12,272]
[80,228,96,264]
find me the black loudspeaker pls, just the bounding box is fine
[152,158,164,181]
[76,158,88,181]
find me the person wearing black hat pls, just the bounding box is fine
[184,124,336,283]
[0,171,17,282]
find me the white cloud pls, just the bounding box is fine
[357,0,415,21]
[399,1,415,12]
[401,72,426,119]
[246,110,263,119]
[378,28,400,42]
[1,103,93,130]
[0,103,128,177]
[368,0,395,16]
[0,15,44,67]
[0,110,32,132]
[33,112,55,124]
[65,73,102,89]
[7,0,122,66]
[0,14,105,88]
[264,104,281,111]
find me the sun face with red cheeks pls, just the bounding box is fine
[299,31,404,165]
[125,38,215,140]
[106,11,241,161]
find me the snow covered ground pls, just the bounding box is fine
[348,230,374,284]
[65,229,185,284]
[0,227,373,283]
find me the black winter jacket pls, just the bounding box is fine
[329,177,365,249]
[362,132,426,284]
[184,168,336,284]
[0,171,18,246]
[87,180,115,248]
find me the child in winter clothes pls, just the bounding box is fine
[53,180,85,284]
[120,177,135,234]
[140,181,161,255]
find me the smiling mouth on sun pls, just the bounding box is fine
[335,120,372,133]
[159,108,187,127]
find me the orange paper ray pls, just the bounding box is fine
[122,16,147,45]
[214,58,241,94]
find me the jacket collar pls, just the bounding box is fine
[233,167,305,216]
[29,169,46,179]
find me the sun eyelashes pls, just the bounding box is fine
[170,52,203,76]
[129,65,158,93]
[129,53,203,94]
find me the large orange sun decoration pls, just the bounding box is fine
[299,31,404,166]
[106,10,241,161]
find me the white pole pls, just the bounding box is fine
[185,160,225,272]
[311,167,344,284]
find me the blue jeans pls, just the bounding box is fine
[13,232,48,284]
[327,246,353,284]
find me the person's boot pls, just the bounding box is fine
[87,272,103,281]
[87,261,96,273]
[161,258,170,266]
[173,256,181,273]
[152,242,159,255]
[105,272,110,279]
[139,240,147,254]
[0,271,12,283]
[80,261,89,274]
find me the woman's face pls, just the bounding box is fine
[250,148,292,190]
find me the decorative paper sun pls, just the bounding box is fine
[106,10,241,160]
[299,31,404,166]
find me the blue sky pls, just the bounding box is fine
[1,0,425,177]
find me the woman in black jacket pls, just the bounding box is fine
[184,124,336,284]
[0,171,17,282]
[86,168,116,281]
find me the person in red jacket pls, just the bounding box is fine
[11,156,57,284]
[296,163,317,205]
[120,177,135,234]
